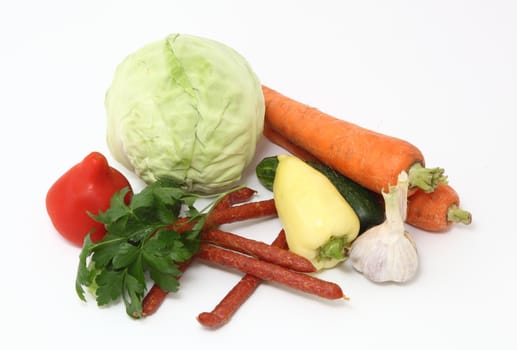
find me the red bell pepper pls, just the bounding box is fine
[46,151,133,246]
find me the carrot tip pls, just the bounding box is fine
[342,294,350,301]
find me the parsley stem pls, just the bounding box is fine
[86,236,127,252]
[199,185,246,215]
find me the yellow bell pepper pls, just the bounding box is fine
[273,155,360,270]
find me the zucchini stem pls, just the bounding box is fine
[408,163,448,193]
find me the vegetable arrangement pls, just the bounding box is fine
[45,33,473,328]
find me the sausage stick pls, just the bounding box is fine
[201,228,316,273]
[213,187,257,211]
[172,199,277,233]
[196,243,347,300]
[141,189,269,317]
[205,199,277,227]
[197,230,288,328]
[141,260,191,316]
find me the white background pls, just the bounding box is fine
[2,0,516,349]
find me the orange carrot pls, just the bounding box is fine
[406,183,472,232]
[261,125,471,232]
[262,85,446,194]
[263,122,319,162]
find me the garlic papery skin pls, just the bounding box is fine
[348,171,419,283]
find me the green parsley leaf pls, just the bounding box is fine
[75,235,95,301]
[75,178,235,318]
[95,269,124,306]
[142,250,182,276]
[123,269,146,318]
[149,269,180,293]
[90,188,132,224]
[142,228,180,255]
[91,240,123,268]
[112,242,140,269]
[128,254,145,287]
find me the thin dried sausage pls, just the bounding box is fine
[197,230,288,328]
[196,243,346,300]
[141,260,191,316]
[201,228,316,272]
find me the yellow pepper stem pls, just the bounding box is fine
[318,236,347,261]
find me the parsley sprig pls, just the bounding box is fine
[75,178,228,318]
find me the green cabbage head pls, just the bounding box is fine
[105,34,265,194]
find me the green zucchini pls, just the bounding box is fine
[256,156,385,233]
[255,156,278,191]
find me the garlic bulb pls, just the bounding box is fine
[348,171,418,283]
